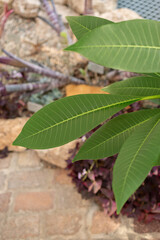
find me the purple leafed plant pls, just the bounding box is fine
[67,102,160,222]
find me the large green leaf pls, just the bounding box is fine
[13,94,139,149]
[65,20,160,73]
[144,73,160,79]
[67,16,113,40]
[113,113,160,214]
[103,76,160,97]
[155,155,160,166]
[73,109,160,161]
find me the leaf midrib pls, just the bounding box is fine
[107,86,160,90]
[71,45,160,50]
[119,117,160,206]
[77,113,160,158]
[68,18,91,33]
[15,98,139,143]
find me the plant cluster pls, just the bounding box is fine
[67,103,160,221]
[13,16,160,214]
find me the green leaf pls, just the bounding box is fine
[65,19,160,73]
[103,76,160,97]
[13,94,139,149]
[155,155,160,166]
[74,109,160,161]
[67,16,113,40]
[144,73,160,79]
[113,113,160,214]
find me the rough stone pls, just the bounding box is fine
[2,214,40,239]
[90,211,120,234]
[36,140,80,168]
[45,211,82,236]
[0,0,13,5]
[88,62,104,74]
[13,0,40,18]
[55,3,78,23]
[17,150,40,168]
[0,193,11,212]
[100,8,142,22]
[55,0,68,5]
[67,0,117,14]
[0,118,28,152]
[67,0,84,14]
[27,101,43,113]
[8,169,54,189]
[14,192,54,211]
[93,0,117,14]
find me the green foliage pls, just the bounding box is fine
[13,16,160,214]
[66,20,160,73]
[113,113,160,213]
[13,94,139,149]
[67,16,112,39]
[103,76,160,97]
[74,109,160,161]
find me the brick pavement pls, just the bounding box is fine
[0,150,159,240]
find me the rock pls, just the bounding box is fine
[0,0,13,5]
[93,0,117,14]
[67,0,84,14]
[36,140,80,168]
[66,84,108,96]
[88,62,104,74]
[100,8,142,22]
[55,0,67,5]
[27,102,43,113]
[55,4,78,23]
[0,118,28,151]
[13,0,40,18]
[67,0,117,14]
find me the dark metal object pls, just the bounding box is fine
[118,0,160,21]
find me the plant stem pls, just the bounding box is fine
[84,0,93,15]
[2,49,84,84]
[41,0,61,34]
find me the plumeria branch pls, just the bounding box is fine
[41,0,61,35]
[0,79,68,96]
[40,0,72,44]
[84,0,93,15]
[1,49,84,84]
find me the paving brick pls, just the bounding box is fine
[0,172,6,190]
[2,214,40,239]
[134,219,160,233]
[14,192,54,211]
[18,150,40,168]
[54,169,72,185]
[90,211,119,234]
[45,211,82,236]
[54,185,90,209]
[8,169,54,190]
[0,155,11,169]
[0,193,11,212]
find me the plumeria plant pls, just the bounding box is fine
[13,16,160,214]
